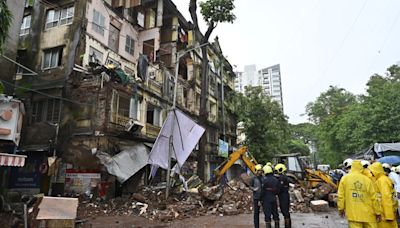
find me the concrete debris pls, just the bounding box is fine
[77,174,336,221]
[310,200,329,212]
[78,177,253,222]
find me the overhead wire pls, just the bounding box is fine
[365,5,400,75]
[303,0,369,99]
[0,79,95,107]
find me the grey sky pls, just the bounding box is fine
[175,0,400,124]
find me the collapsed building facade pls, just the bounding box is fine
[5,0,237,197]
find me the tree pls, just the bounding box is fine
[0,0,12,53]
[189,0,236,180]
[232,86,290,163]
[306,86,357,165]
[305,86,356,124]
[287,139,310,156]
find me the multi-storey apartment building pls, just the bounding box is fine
[258,64,283,109]
[7,0,237,196]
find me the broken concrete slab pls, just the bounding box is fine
[310,200,329,212]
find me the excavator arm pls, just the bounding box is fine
[214,146,258,182]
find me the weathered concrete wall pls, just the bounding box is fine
[0,1,25,94]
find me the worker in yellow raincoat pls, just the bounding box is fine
[361,160,375,181]
[338,160,381,228]
[369,162,398,228]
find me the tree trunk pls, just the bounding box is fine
[197,44,209,180]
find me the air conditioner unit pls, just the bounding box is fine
[125,118,144,132]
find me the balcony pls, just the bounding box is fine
[146,123,161,138]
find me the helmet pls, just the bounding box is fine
[255,164,263,171]
[396,165,400,173]
[382,163,391,169]
[361,160,370,168]
[266,162,272,166]
[391,167,397,172]
[263,165,273,174]
[343,158,353,169]
[275,163,287,173]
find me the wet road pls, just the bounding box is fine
[83,211,348,228]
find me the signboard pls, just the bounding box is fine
[9,152,44,194]
[64,169,101,195]
[218,139,229,158]
[0,99,24,145]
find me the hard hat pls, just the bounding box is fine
[266,162,272,166]
[275,163,287,173]
[263,165,273,174]
[343,158,353,169]
[255,164,263,171]
[361,160,370,168]
[396,165,400,173]
[382,163,391,169]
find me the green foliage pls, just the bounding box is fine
[289,122,316,144]
[200,0,236,25]
[232,86,290,162]
[0,0,12,53]
[287,139,310,156]
[307,65,400,166]
[306,86,357,166]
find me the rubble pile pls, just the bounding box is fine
[289,184,314,213]
[78,176,253,222]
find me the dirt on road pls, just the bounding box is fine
[79,210,348,228]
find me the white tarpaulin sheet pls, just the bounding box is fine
[148,109,205,172]
[374,143,400,153]
[97,143,150,183]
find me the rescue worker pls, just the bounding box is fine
[369,162,398,228]
[338,160,381,228]
[275,163,291,228]
[343,158,353,174]
[262,165,280,228]
[251,164,264,228]
[361,160,374,181]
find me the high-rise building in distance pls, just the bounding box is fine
[258,64,283,109]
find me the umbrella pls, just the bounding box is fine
[377,156,400,165]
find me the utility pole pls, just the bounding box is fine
[166,42,209,199]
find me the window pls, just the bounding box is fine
[208,130,217,143]
[93,9,105,36]
[111,90,130,124]
[129,98,141,120]
[125,35,135,55]
[43,47,63,69]
[60,6,74,25]
[20,15,31,36]
[31,99,61,123]
[146,104,161,127]
[45,6,74,29]
[89,46,103,64]
[108,25,120,52]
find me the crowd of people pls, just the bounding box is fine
[338,159,400,228]
[250,163,291,228]
[250,159,400,228]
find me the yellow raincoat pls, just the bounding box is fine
[338,160,381,227]
[363,168,376,182]
[369,162,398,228]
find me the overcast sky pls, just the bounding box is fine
[175,0,400,124]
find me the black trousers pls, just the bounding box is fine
[253,198,262,228]
[263,194,279,222]
[278,192,290,219]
